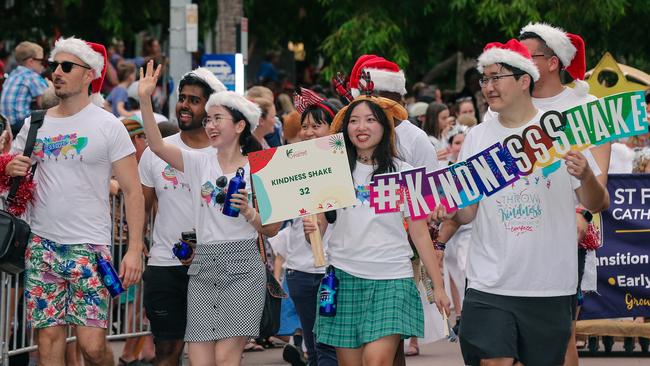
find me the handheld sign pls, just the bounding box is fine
[370,91,649,220]
[249,133,356,225]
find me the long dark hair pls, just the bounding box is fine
[341,100,396,179]
[300,101,339,126]
[224,106,263,155]
[423,102,448,139]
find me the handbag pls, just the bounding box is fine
[0,110,45,274]
[252,192,287,338]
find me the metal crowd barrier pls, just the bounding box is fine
[1,193,153,365]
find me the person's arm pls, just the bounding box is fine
[567,150,609,212]
[112,154,145,287]
[230,188,282,237]
[138,60,183,171]
[407,217,451,316]
[116,101,135,118]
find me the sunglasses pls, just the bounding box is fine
[49,60,91,73]
[215,176,229,204]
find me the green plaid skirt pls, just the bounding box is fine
[315,268,424,348]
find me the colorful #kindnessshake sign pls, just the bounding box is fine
[249,133,357,225]
[369,91,649,219]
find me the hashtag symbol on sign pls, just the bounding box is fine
[370,174,403,213]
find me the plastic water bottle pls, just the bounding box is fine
[319,266,339,317]
[96,254,124,298]
[222,167,246,217]
[173,230,195,260]
[172,241,193,260]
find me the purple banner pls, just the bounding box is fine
[580,174,650,319]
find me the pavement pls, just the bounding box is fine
[110,338,650,365]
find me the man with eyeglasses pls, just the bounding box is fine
[433,39,608,366]
[0,41,48,136]
[138,67,224,365]
[3,37,145,366]
[519,23,611,366]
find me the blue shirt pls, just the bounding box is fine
[0,66,48,128]
[106,86,129,117]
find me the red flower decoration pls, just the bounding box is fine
[0,153,37,216]
[30,286,43,297]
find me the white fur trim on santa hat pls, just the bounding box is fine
[363,67,407,96]
[572,79,590,97]
[180,67,227,94]
[50,37,104,79]
[206,91,261,132]
[477,48,540,81]
[520,23,576,67]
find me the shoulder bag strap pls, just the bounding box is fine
[7,110,46,204]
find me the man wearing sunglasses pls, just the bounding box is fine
[4,37,145,366]
[138,67,224,366]
[0,41,48,136]
[432,39,608,366]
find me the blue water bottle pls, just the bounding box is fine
[96,254,125,298]
[173,230,196,260]
[222,167,246,217]
[319,266,339,317]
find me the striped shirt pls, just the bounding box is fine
[0,66,48,128]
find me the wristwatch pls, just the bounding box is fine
[576,208,593,223]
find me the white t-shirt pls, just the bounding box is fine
[459,110,597,296]
[12,103,135,244]
[395,120,439,172]
[609,142,634,173]
[327,160,414,280]
[139,133,216,266]
[284,218,331,274]
[181,150,257,244]
[532,86,597,115]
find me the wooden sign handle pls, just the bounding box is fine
[308,214,326,267]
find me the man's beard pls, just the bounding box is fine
[177,114,204,131]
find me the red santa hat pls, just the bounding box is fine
[349,55,407,97]
[50,37,107,106]
[477,39,540,81]
[520,23,588,94]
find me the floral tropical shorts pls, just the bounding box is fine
[24,234,112,329]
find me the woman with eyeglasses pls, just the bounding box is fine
[138,61,281,365]
[304,96,450,365]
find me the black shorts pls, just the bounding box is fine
[460,288,573,366]
[143,265,189,341]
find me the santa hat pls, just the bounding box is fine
[179,67,227,95]
[477,39,540,81]
[206,91,261,131]
[520,23,588,94]
[50,37,107,106]
[349,55,407,97]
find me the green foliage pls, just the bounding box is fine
[320,11,408,80]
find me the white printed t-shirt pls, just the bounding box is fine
[181,150,257,244]
[459,110,598,297]
[139,133,215,266]
[284,218,331,274]
[533,86,601,292]
[328,159,414,280]
[12,103,135,245]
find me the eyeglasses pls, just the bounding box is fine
[530,54,550,59]
[202,115,233,127]
[215,176,228,204]
[478,73,522,87]
[48,60,91,73]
